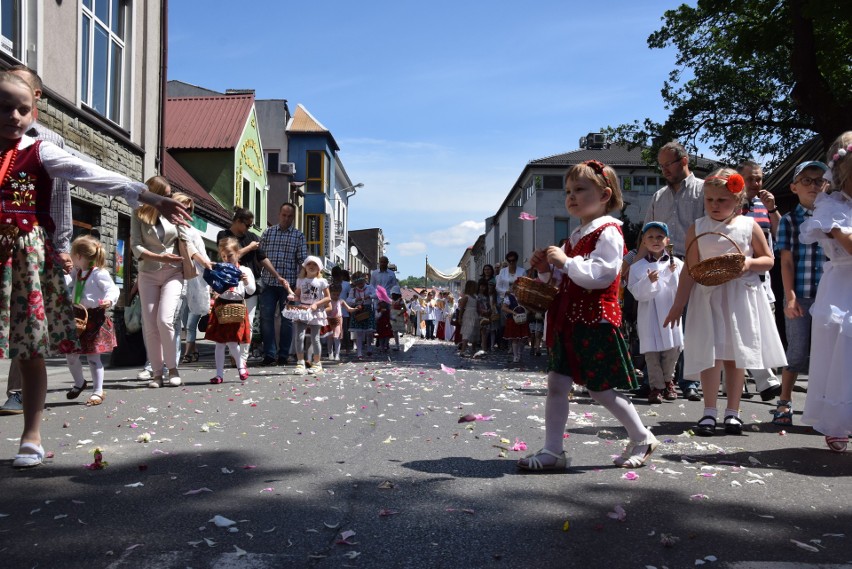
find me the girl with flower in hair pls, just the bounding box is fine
[799,131,852,453]
[518,160,659,471]
[664,168,786,437]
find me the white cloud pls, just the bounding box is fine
[428,220,485,247]
[397,241,428,256]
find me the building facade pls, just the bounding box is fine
[2,0,165,299]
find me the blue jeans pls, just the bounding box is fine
[260,285,293,360]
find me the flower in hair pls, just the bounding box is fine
[706,173,744,194]
[828,144,852,168]
[583,160,607,177]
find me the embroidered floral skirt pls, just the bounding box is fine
[0,227,78,359]
[547,322,637,391]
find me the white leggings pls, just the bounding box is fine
[67,354,104,394]
[295,322,321,360]
[215,342,242,377]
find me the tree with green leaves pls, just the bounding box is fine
[606,0,852,167]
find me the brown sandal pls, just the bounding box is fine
[86,392,105,406]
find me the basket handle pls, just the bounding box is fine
[684,231,744,269]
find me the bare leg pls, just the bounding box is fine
[518,372,572,468]
[17,357,47,451]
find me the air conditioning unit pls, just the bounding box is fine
[278,162,296,175]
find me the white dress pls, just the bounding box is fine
[284,277,328,326]
[683,215,786,378]
[627,256,684,354]
[799,191,852,437]
[460,294,479,342]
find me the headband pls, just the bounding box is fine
[705,172,745,194]
[583,160,609,181]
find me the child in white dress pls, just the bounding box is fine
[665,168,786,436]
[289,255,330,374]
[800,131,852,453]
[627,222,683,404]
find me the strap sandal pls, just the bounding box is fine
[517,448,570,471]
[614,434,660,468]
[85,392,105,406]
[12,442,45,468]
[771,399,793,426]
[693,415,717,437]
[723,415,744,435]
[825,436,848,453]
[66,380,88,400]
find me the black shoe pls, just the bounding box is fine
[685,388,702,402]
[632,385,651,398]
[723,415,744,435]
[277,357,291,366]
[258,356,276,367]
[759,385,782,402]
[694,415,717,437]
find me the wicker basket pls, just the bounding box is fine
[686,231,745,286]
[512,307,528,324]
[72,304,88,335]
[514,276,558,314]
[214,302,246,324]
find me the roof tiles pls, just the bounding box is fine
[165,94,254,149]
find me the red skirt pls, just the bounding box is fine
[503,317,529,340]
[436,321,446,340]
[204,301,251,344]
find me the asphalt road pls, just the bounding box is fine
[1,338,850,569]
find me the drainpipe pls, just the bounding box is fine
[158,0,169,173]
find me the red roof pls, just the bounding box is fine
[165,94,255,149]
[162,152,231,224]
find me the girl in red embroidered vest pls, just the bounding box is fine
[518,160,659,471]
[64,235,118,406]
[0,72,190,468]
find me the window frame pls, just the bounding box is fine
[305,150,325,194]
[305,213,324,257]
[79,0,128,126]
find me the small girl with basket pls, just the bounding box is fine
[664,168,786,436]
[346,272,376,358]
[205,238,255,384]
[65,235,119,406]
[501,282,529,363]
[285,255,330,375]
[519,160,659,471]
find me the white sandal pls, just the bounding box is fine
[613,434,660,468]
[13,442,45,468]
[517,448,570,471]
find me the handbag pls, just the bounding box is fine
[186,276,211,316]
[124,295,142,334]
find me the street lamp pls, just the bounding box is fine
[337,182,364,199]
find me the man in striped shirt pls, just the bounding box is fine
[738,160,782,401]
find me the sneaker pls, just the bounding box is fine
[137,369,153,381]
[168,373,182,387]
[210,376,224,384]
[238,368,249,381]
[648,388,663,404]
[311,362,323,375]
[147,376,163,389]
[0,392,24,415]
[663,382,678,401]
[294,362,306,375]
[473,350,486,358]
[684,388,702,402]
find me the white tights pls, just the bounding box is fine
[543,371,651,454]
[215,342,242,377]
[67,354,104,394]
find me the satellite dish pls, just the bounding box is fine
[349,245,359,256]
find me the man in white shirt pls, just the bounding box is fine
[370,256,399,292]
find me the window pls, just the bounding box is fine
[266,151,279,172]
[306,151,325,193]
[72,198,101,240]
[543,175,563,189]
[1,0,19,57]
[80,0,126,124]
[554,218,571,245]
[632,176,646,195]
[242,178,251,211]
[621,176,633,192]
[254,186,262,227]
[305,213,324,257]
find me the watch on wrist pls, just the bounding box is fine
[767,207,778,213]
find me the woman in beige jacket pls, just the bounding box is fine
[131,176,199,388]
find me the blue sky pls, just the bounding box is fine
[168,0,684,279]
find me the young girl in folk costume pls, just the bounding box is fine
[346,272,376,357]
[64,235,119,406]
[627,222,684,404]
[799,131,852,452]
[389,286,407,350]
[0,72,189,468]
[206,238,255,384]
[324,284,356,361]
[501,282,530,363]
[458,280,480,356]
[288,255,330,374]
[519,160,659,471]
[664,168,786,436]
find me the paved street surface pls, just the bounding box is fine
[1,338,850,569]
